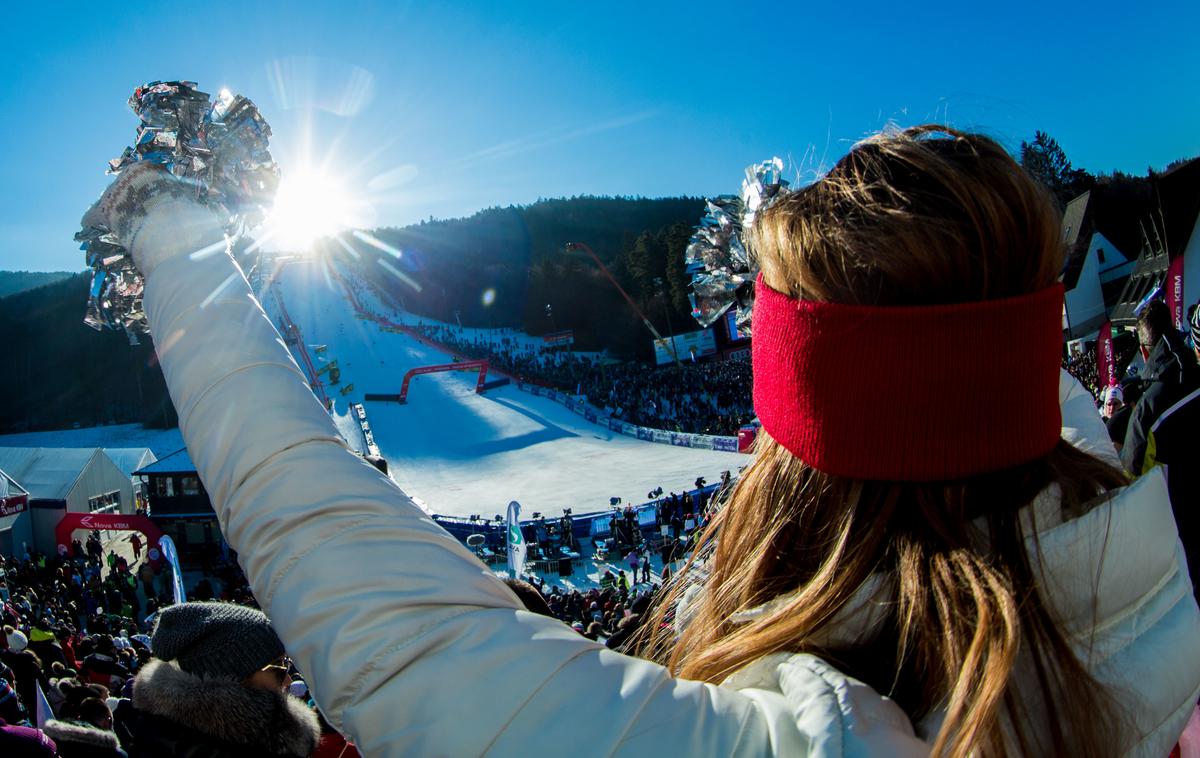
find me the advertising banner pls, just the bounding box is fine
[622,422,639,436]
[724,308,750,342]
[637,427,653,441]
[1097,321,1115,390]
[652,329,717,365]
[670,433,690,448]
[506,500,527,577]
[0,493,27,516]
[713,437,739,452]
[609,418,623,432]
[691,436,715,450]
[1166,255,1186,329]
[158,535,187,605]
[584,409,597,423]
[652,430,671,444]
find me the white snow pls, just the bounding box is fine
[0,424,184,459]
[268,257,749,519]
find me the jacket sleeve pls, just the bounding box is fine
[1120,386,1159,476]
[134,200,904,757]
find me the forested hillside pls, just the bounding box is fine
[0,274,176,433]
[339,195,705,358]
[2,195,705,431]
[0,270,77,298]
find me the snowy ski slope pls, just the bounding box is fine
[268,258,750,519]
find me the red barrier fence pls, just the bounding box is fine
[269,283,330,408]
[398,360,490,403]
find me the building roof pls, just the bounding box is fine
[134,447,197,475]
[1060,191,1094,290]
[1156,156,1200,258]
[0,467,29,499]
[0,448,102,500]
[104,448,158,478]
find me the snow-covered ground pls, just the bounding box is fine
[269,257,749,519]
[0,423,184,458]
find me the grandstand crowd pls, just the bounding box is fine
[0,502,713,756]
[413,323,754,435]
[0,540,362,756]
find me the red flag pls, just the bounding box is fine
[1097,320,1115,389]
[1166,255,1186,330]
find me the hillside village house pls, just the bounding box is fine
[0,447,153,556]
[1111,158,1200,327]
[1060,191,1137,340]
[0,468,31,557]
[135,447,225,566]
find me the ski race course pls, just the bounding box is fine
[267,258,750,520]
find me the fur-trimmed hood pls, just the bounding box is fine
[131,659,320,756]
[43,718,121,750]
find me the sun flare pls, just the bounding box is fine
[263,166,364,252]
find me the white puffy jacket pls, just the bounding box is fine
[135,199,1200,757]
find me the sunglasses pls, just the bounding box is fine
[258,656,293,683]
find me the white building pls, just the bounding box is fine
[0,468,31,558]
[0,448,139,555]
[1061,191,1136,339]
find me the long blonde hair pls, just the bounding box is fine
[640,126,1127,757]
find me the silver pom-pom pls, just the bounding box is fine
[686,157,789,334]
[76,81,279,343]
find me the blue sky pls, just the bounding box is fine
[1,1,1197,272]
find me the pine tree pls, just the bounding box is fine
[1019,131,1094,207]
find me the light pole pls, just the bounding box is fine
[566,241,682,369]
[654,277,680,367]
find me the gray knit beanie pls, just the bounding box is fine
[151,602,285,681]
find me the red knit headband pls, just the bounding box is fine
[752,274,1065,481]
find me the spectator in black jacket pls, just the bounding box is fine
[1121,300,1200,476]
[79,637,128,690]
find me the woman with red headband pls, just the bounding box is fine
[87,126,1199,756]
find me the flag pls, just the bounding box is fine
[1097,320,1115,389]
[1166,255,1186,330]
[1135,281,1163,317]
[158,535,187,605]
[35,680,53,728]
[506,500,526,578]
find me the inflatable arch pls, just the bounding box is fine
[56,512,164,557]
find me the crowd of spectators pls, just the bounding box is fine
[507,576,661,655]
[412,323,754,436]
[1063,340,1139,401]
[0,539,349,756]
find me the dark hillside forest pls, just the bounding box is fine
[0,274,176,433]
[337,195,705,359]
[0,270,77,298]
[1,196,703,432]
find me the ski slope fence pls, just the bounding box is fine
[327,265,740,453]
[267,283,331,407]
[431,481,726,544]
[513,381,740,453]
